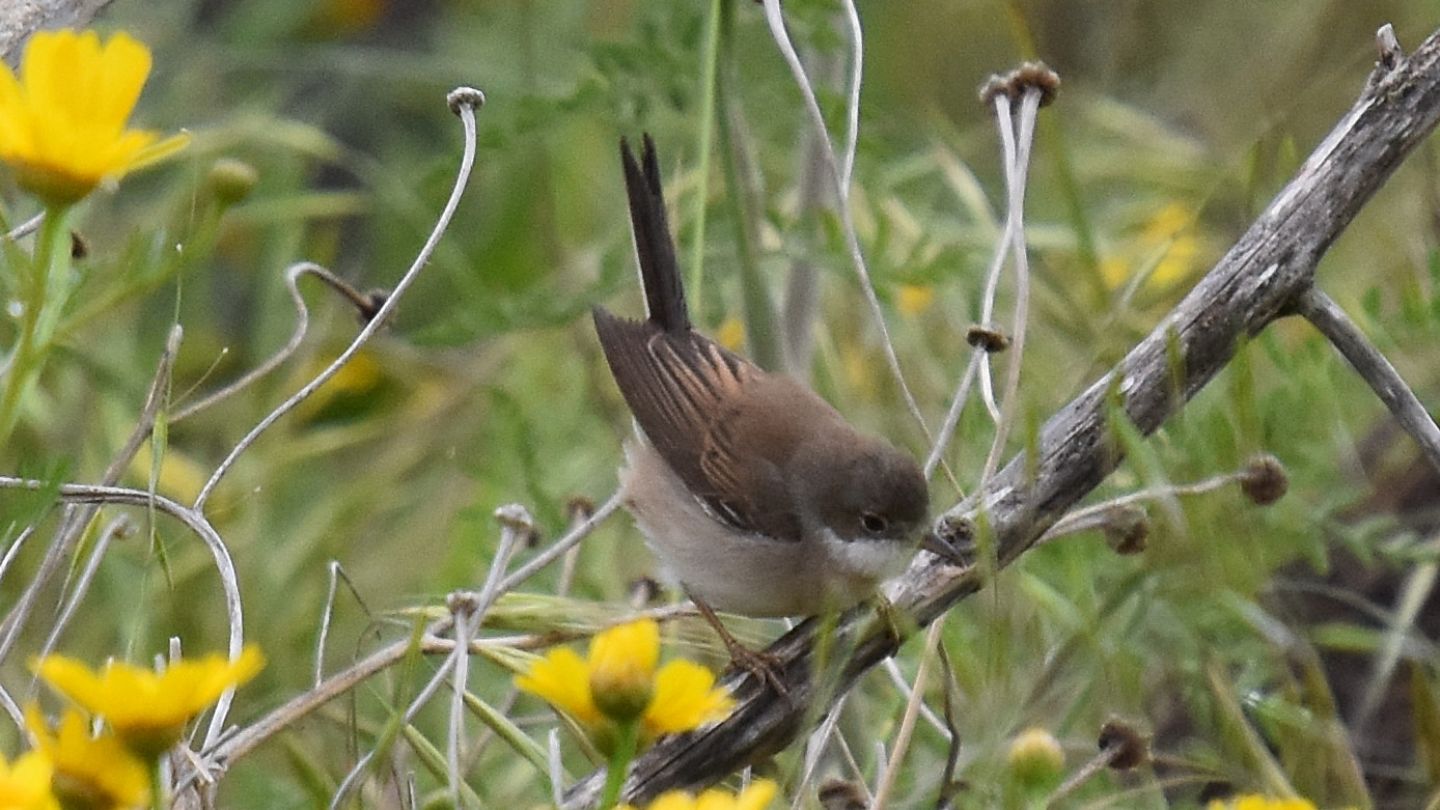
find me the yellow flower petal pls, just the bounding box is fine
[26,706,148,810]
[643,794,694,810]
[518,619,731,752]
[715,317,746,352]
[0,749,59,810]
[515,648,602,729]
[733,781,777,810]
[0,28,180,205]
[1208,797,1317,810]
[896,284,935,317]
[34,646,264,759]
[643,660,734,738]
[589,620,660,722]
[624,780,777,810]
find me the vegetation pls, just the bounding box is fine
[0,0,1438,807]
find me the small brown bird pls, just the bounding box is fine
[593,135,929,621]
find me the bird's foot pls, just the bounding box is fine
[692,597,790,698]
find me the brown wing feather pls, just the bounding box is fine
[593,307,803,541]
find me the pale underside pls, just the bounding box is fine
[620,440,911,618]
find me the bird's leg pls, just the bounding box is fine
[691,596,790,698]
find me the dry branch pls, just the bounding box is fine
[0,0,114,65]
[562,22,1440,807]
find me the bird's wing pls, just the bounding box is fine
[593,308,803,542]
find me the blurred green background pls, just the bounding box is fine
[2,0,1440,806]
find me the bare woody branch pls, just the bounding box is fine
[562,22,1440,807]
[0,0,115,65]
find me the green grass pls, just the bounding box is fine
[1,0,1439,807]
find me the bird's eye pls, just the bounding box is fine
[860,512,888,534]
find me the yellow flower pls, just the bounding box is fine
[621,779,777,810]
[643,660,734,738]
[0,750,59,810]
[34,646,264,759]
[715,317,746,352]
[588,619,659,722]
[895,284,935,317]
[0,29,189,205]
[1099,202,1201,291]
[1206,796,1318,810]
[25,707,148,810]
[1006,727,1064,789]
[516,619,733,751]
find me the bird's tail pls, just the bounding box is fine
[620,134,690,333]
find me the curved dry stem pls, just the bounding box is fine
[838,0,862,192]
[924,352,982,480]
[758,0,932,441]
[980,89,1041,484]
[194,91,485,512]
[0,478,246,745]
[173,263,368,422]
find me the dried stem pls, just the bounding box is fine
[871,619,944,809]
[1294,286,1440,474]
[173,263,375,422]
[758,0,932,440]
[981,88,1042,484]
[193,89,485,512]
[0,324,183,667]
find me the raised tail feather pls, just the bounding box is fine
[620,134,689,334]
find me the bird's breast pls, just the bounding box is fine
[619,441,907,617]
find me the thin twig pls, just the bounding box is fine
[39,515,133,658]
[872,619,944,809]
[448,601,478,810]
[315,562,373,689]
[496,493,622,595]
[981,89,1042,484]
[173,263,373,422]
[758,0,932,440]
[0,477,246,745]
[1294,286,1440,474]
[3,211,43,241]
[925,353,983,479]
[328,635,464,809]
[0,524,38,595]
[193,88,485,512]
[1040,472,1241,541]
[792,694,850,810]
[549,729,566,807]
[881,658,948,737]
[0,323,183,667]
[1046,743,1122,806]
